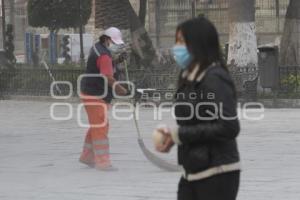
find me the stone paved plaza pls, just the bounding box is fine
[0,100,300,200]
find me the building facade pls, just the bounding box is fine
[147,0,290,48]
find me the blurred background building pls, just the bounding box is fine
[0,0,140,56]
[0,0,291,56]
[147,0,290,48]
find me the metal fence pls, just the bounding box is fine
[0,68,83,96]
[1,66,299,98]
[0,68,178,97]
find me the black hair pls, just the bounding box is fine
[99,35,111,45]
[176,16,227,86]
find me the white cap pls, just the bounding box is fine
[104,27,124,45]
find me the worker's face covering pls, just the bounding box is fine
[108,43,121,53]
[109,43,126,61]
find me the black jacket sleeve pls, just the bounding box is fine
[177,70,240,144]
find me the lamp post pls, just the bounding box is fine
[79,0,85,67]
[1,0,6,49]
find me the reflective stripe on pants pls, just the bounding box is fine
[81,93,111,167]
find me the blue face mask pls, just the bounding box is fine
[172,45,193,70]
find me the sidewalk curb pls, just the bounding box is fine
[0,95,80,103]
[258,99,300,108]
[2,95,300,108]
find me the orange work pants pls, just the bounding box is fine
[80,94,111,168]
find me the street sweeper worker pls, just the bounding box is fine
[79,27,128,171]
[154,17,241,200]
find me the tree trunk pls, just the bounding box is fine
[9,0,15,25]
[280,0,300,66]
[228,0,258,94]
[95,0,159,70]
[139,0,147,26]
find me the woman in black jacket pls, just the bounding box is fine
[155,17,241,200]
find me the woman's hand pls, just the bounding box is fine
[155,127,175,153]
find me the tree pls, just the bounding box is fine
[280,0,300,66]
[27,0,92,32]
[139,0,147,26]
[227,0,258,93]
[95,0,159,71]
